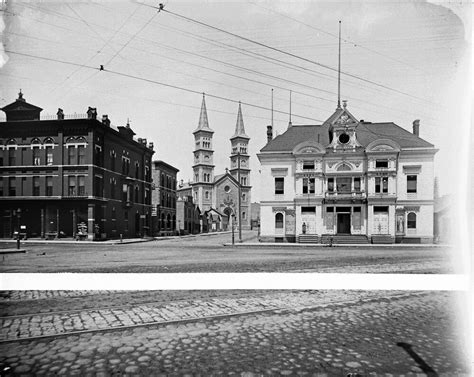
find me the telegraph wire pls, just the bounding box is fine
[148,5,438,105]
[249,1,428,74]
[4,50,323,123]
[7,2,441,120]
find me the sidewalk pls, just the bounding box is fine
[0,231,233,246]
[223,242,449,248]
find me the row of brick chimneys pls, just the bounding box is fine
[137,138,154,150]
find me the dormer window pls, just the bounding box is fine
[375,160,388,168]
[303,161,314,170]
[338,133,350,144]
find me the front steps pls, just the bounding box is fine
[320,234,370,244]
[297,234,319,244]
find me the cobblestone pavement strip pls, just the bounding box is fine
[0,291,469,376]
[1,291,415,342]
[0,231,457,274]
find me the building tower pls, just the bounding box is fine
[191,94,215,212]
[229,102,252,229]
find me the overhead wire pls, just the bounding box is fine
[149,5,440,106]
[4,50,323,123]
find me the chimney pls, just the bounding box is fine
[87,107,97,120]
[148,142,154,150]
[138,138,143,144]
[142,138,147,146]
[57,108,64,120]
[179,179,184,188]
[102,114,110,127]
[267,125,273,143]
[412,119,420,136]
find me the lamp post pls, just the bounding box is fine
[231,214,235,246]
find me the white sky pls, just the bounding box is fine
[0,0,471,201]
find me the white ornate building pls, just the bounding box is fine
[257,101,437,244]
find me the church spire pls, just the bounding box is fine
[232,102,249,139]
[195,93,213,132]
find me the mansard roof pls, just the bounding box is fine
[260,122,434,153]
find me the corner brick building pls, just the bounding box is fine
[0,92,154,240]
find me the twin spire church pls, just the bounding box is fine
[190,95,251,230]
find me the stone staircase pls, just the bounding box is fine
[297,234,320,244]
[320,234,370,244]
[371,235,395,244]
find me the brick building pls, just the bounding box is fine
[0,92,154,240]
[151,160,179,236]
[177,181,201,235]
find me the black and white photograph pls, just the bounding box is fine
[0,0,471,375]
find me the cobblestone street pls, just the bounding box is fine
[0,290,469,376]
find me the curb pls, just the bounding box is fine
[223,242,449,248]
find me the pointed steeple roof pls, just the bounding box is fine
[194,93,213,133]
[323,100,358,127]
[231,102,249,139]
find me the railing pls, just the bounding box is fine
[40,113,89,120]
[325,191,366,199]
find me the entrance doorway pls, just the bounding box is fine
[223,207,232,231]
[337,213,351,234]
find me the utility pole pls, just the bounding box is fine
[237,151,242,242]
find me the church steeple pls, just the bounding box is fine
[192,94,215,212]
[231,102,249,138]
[230,103,251,188]
[195,93,213,133]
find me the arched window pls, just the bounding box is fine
[407,212,417,229]
[167,214,171,229]
[172,215,176,230]
[160,213,165,229]
[205,191,209,199]
[275,213,284,229]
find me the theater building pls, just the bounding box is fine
[257,101,437,244]
[0,92,154,240]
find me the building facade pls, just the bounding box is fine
[176,181,201,234]
[0,92,154,240]
[257,102,437,244]
[190,95,252,231]
[151,160,179,236]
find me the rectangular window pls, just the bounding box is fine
[78,145,85,165]
[21,177,26,195]
[68,176,76,196]
[303,161,315,170]
[33,176,40,196]
[0,150,3,166]
[78,176,85,196]
[21,148,26,165]
[407,175,417,193]
[33,147,41,165]
[111,155,116,171]
[275,177,284,195]
[94,176,102,197]
[301,206,316,213]
[110,181,115,199]
[46,146,53,165]
[375,160,388,168]
[375,177,388,193]
[145,188,150,205]
[68,146,75,165]
[327,178,334,192]
[354,177,361,191]
[336,177,351,192]
[46,176,53,196]
[302,178,315,194]
[8,149,15,166]
[9,177,16,196]
[0,177,3,196]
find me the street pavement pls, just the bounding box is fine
[0,231,458,273]
[0,290,469,376]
